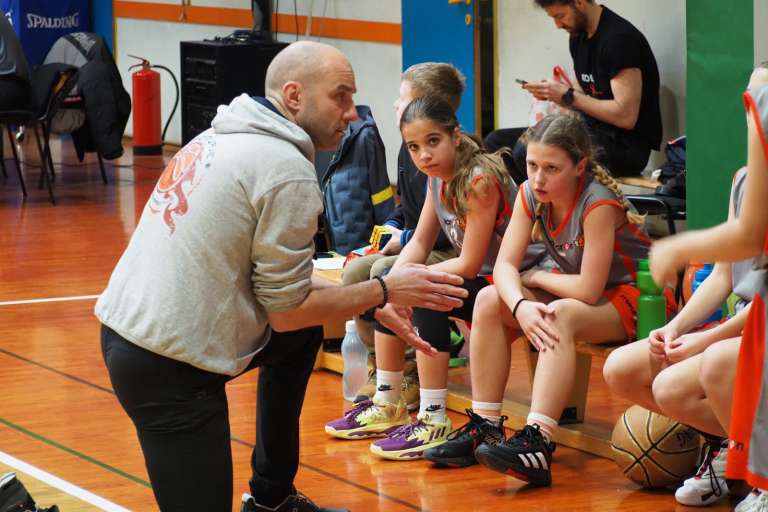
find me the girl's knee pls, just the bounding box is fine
[603,347,632,392]
[473,285,502,321]
[699,343,731,391]
[651,370,681,412]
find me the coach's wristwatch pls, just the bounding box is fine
[561,87,575,107]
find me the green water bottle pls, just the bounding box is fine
[636,259,667,339]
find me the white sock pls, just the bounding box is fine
[527,412,557,443]
[372,369,403,405]
[472,400,503,426]
[419,388,448,422]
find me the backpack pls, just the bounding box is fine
[656,135,686,199]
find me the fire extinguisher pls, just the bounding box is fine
[128,54,179,156]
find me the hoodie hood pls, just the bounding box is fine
[211,94,315,162]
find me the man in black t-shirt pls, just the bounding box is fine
[522,0,662,177]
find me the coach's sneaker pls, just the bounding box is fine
[675,439,729,506]
[735,489,767,512]
[370,414,452,460]
[325,399,409,439]
[240,491,349,512]
[0,472,59,512]
[474,424,555,487]
[354,361,420,412]
[423,409,506,467]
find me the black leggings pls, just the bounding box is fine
[101,324,323,512]
[375,277,490,352]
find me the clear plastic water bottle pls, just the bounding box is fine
[692,263,724,324]
[341,320,369,401]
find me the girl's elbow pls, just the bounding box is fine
[458,260,484,279]
[582,288,604,305]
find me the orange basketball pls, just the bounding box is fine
[611,405,701,488]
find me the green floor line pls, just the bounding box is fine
[0,417,151,488]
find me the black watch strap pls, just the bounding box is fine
[562,87,575,107]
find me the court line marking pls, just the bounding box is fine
[0,417,151,489]
[0,295,100,307]
[0,349,423,511]
[0,450,132,512]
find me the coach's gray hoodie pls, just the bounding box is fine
[96,94,323,375]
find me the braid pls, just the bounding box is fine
[531,201,546,242]
[590,163,645,225]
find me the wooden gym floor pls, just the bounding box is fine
[0,135,736,511]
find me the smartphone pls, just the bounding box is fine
[515,78,528,85]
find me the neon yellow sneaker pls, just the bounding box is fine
[369,414,452,460]
[324,399,409,440]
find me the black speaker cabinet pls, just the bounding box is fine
[180,39,288,144]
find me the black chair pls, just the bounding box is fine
[0,63,79,204]
[625,193,686,236]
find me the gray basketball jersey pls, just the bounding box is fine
[521,176,650,287]
[731,167,766,303]
[429,172,543,276]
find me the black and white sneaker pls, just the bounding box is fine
[0,472,59,512]
[240,491,349,512]
[423,409,506,468]
[474,424,555,486]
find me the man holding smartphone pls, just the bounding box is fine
[523,0,661,177]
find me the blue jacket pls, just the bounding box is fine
[320,105,395,254]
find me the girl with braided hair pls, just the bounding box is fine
[425,113,674,484]
[326,96,545,461]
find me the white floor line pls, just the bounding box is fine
[0,451,130,512]
[0,295,100,307]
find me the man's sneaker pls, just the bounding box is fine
[675,439,729,506]
[240,491,349,512]
[735,489,767,512]
[354,361,420,412]
[0,473,59,512]
[474,424,555,487]
[423,409,506,467]
[370,414,452,460]
[325,399,409,439]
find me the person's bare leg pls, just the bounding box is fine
[529,298,626,423]
[653,355,727,437]
[699,337,741,433]
[469,286,516,412]
[603,339,666,414]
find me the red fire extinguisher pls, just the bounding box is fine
[128,54,179,156]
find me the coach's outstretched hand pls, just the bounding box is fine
[382,263,467,311]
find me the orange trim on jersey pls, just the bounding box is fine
[625,223,652,246]
[470,175,511,226]
[614,239,637,281]
[582,199,623,221]
[548,174,587,238]
[744,91,768,162]
[519,186,533,220]
[727,293,768,488]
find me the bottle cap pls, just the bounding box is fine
[638,258,649,271]
[345,320,356,333]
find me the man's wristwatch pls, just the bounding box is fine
[561,87,575,107]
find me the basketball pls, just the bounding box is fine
[611,405,701,488]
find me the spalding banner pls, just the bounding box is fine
[1,0,90,65]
